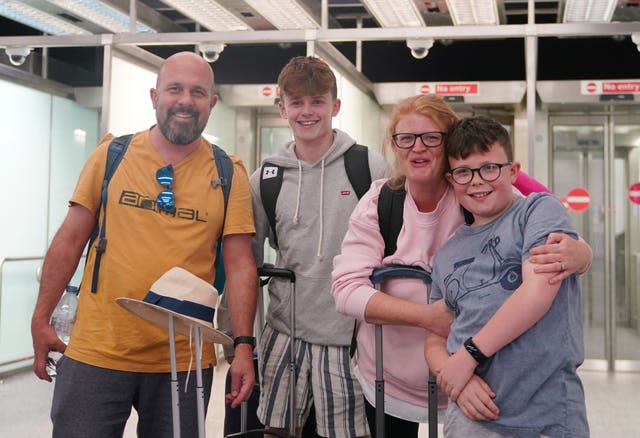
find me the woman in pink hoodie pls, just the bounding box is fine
[331,94,591,437]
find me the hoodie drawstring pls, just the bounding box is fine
[292,160,302,225]
[183,326,203,393]
[316,159,325,257]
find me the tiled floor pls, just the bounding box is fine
[1,361,638,437]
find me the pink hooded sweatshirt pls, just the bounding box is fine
[332,179,463,410]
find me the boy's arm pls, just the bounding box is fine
[437,259,560,401]
[425,328,499,421]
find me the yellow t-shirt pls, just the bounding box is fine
[66,130,255,372]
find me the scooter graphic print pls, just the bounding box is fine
[444,236,522,315]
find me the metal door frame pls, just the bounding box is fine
[549,108,640,372]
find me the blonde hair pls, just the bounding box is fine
[384,94,459,189]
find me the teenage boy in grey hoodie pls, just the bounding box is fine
[250,56,389,438]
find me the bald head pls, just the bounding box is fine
[156,51,215,94]
[151,51,218,146]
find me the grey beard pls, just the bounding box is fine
[158,118,203,145]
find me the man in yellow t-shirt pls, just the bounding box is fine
[31,51,257,438]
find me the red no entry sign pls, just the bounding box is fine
[566,187,590,212]
[629,182,640,205]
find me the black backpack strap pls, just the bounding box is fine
[351,181,406,357]
[211,144,234,293]
[89,134,132,293]
[462,206,475,225]
[259,162,284,248]
[343,144,372,200]
[378,183,406,258]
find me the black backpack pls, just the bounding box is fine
[87,134,234,293]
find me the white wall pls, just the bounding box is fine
[334,73,384,153]
[108,54,157,136]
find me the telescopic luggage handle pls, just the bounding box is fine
[370,265,431,286]
[370,264,436,438]
[258,264,296,283]
[255,263,297,438]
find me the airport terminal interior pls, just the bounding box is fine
[1,0,639,436]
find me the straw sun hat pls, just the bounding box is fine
[116,267,232,345]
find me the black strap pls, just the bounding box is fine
[212,144,234,293]
[90,134,132,293]
[343,144,371,199]
[259,162,284,248]
[462,206,475,225]
[378,183,407,258]
[351,182,407,357]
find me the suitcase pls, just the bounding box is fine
[226,265,321,438]
[369,265,438,438]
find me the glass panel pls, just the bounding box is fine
[613,116,640,362]
[0,260,41,374]
[259,126,292,163]
[552,119,606,360]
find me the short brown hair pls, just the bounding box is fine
[446,116,513,162]
[277,56,337,100]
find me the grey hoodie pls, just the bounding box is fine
[250,129,390,346]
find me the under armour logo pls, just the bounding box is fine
[263,166,279,179]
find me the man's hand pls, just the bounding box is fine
[31,318,66,382]
[224,345,255,408]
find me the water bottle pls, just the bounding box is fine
[50,285,79,343]
[47,285,79,377]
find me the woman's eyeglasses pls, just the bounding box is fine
[448,162,512,185]
[156,165,176,213]
[391,131,446,149]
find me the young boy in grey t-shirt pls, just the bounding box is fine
[425,117,589,438]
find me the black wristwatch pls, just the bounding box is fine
[233,336,256,349]
[463,337,489,367]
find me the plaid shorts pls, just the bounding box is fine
[256,324,369,438]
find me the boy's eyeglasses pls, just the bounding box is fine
[392,132,446,149]
[156,165,176,213]
[449,162,512,185]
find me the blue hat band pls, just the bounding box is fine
[143,291,215,323]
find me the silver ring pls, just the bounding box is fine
[559,262,565,272]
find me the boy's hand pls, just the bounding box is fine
[437,346,477,401]
[456,375,499,421]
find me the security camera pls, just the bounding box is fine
[406,39,434,60]
[5,46,32,66]
[198,43,225,63]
